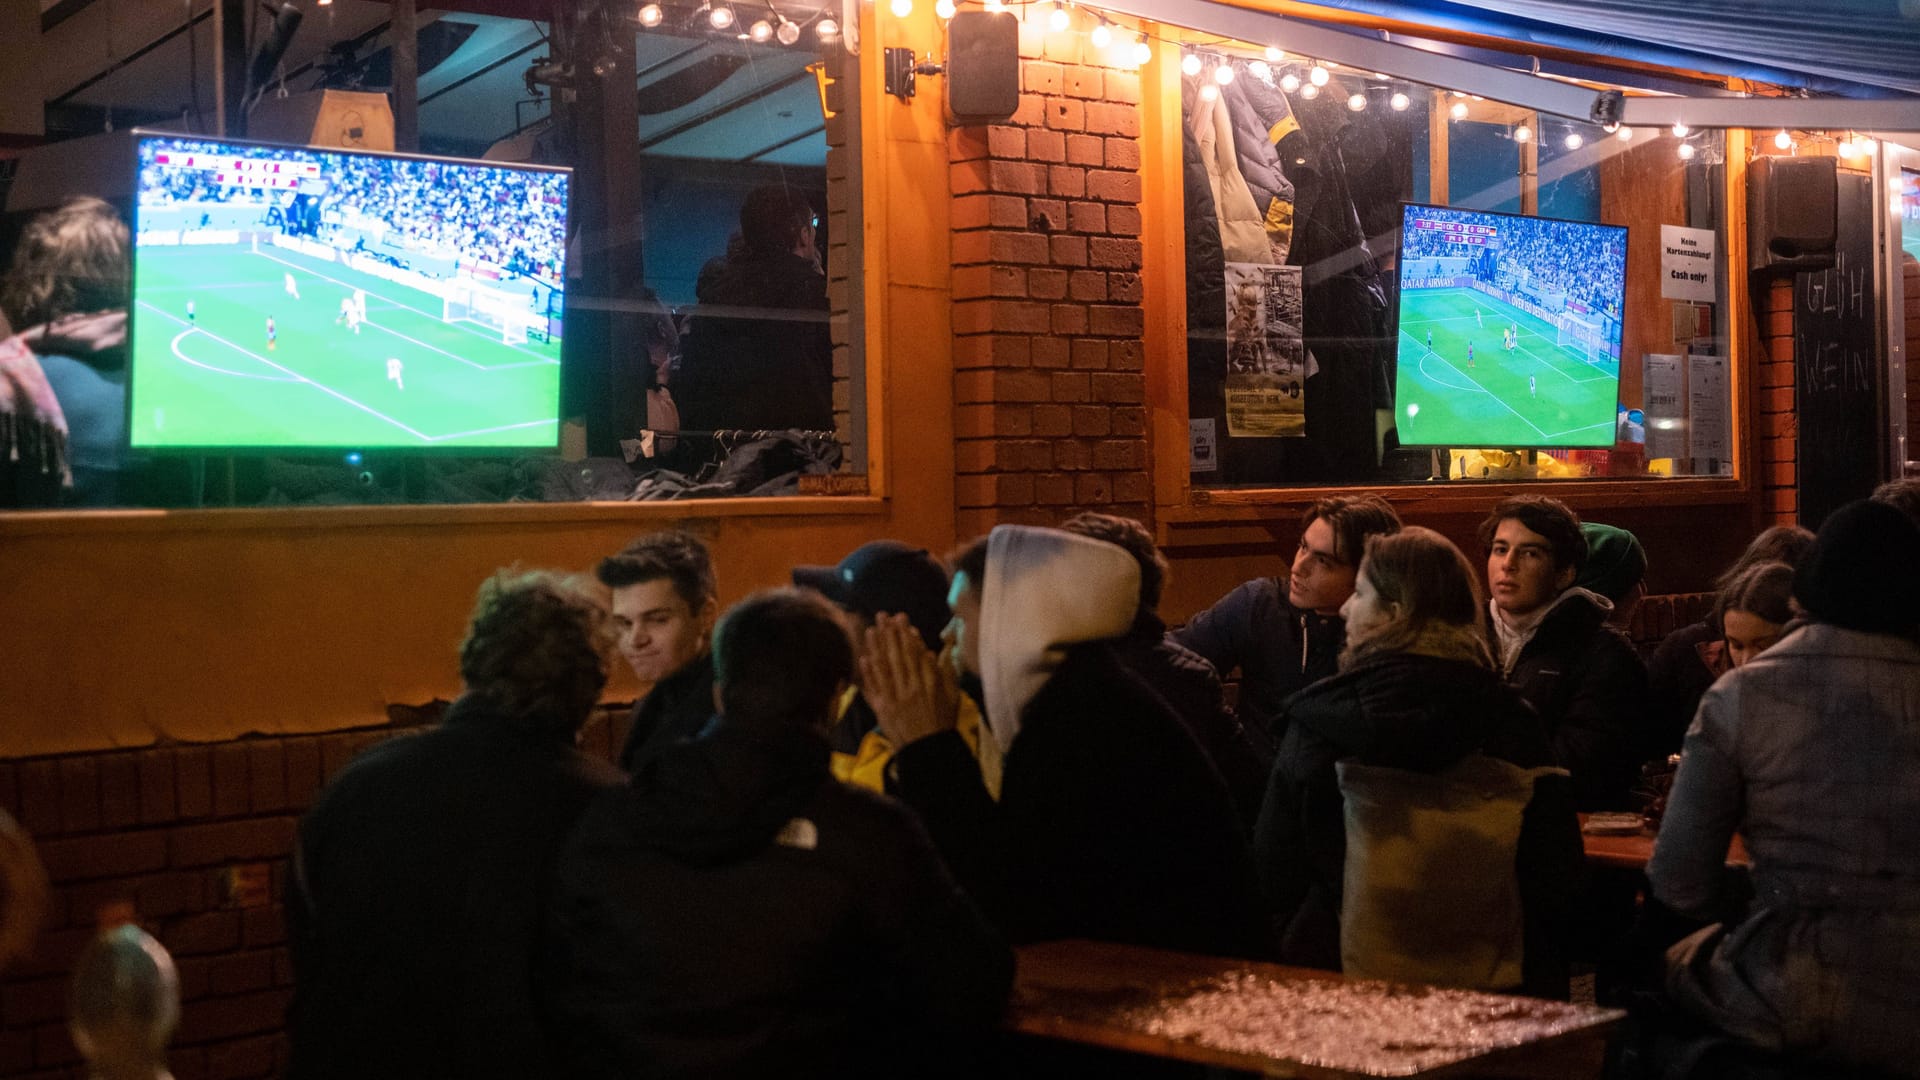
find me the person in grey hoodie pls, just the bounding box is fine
[1480,495,1648,811]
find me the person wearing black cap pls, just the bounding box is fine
[792,540,992,793]
[1648,499,1920,1076]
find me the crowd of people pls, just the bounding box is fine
[1400,208,1626,318]
[280,480,1920,1078]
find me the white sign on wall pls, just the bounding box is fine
[1660,225,1716,303]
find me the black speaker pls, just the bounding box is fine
[946,11,1019,124]
[1747,155,1836,273]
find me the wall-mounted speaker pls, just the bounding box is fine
[946,11,1019,125]
[1747,155,1836,274]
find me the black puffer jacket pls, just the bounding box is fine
[1498,592,1650,811]
[676,249,833,434]
[550,717,1011,1080]
[1172,577,1344,745]
[617,652,717,772]
[1254,653,1583,998]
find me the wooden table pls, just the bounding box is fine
[1579,815,1749,872]
[1008,940,1625,1078]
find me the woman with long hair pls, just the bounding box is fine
[1254,526,1581,996]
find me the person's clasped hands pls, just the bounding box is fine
[859,613,959,748]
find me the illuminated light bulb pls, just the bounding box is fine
[1602,121,1619,133]
[1513,123,1531,143]
[1774,128,1792,150]
[315,0,331,5]
[936,0,955,16]
[750,16,774,38]
[1130,35,1152,65]
[1308,64,1329,86]
[1564,132,1582,150]
[1389,91,1410,111]
[1299,82,1319,100]
[1451,90,1466,98]
[1214,63,1235,86]
[1860,138,1876,157]
[638,1,663,25]
[776,16,802,42]
[1090,20,1111,48]
[1267,46,1285,61]
[1839,137,1861,159]
[1617,125,1633,141]
[1677,142,1696,160]
[1048,1,1070,32]
[1347,92,1366,111]
[984,0,1005,11]
[889,0,911,16]
[1450,101,1468,120]
[1247,60,1270,83]
[708,3,735,29]
[815,14,839,38]
[1199,82,1219,102]
[1671,122,1689,138]
[1279,72,1300,92]
[1181,52,1202,76]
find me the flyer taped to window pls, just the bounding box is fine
[1224,262,1306,437]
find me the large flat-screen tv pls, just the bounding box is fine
[127,133,569,452]
[1392,203,1627,449]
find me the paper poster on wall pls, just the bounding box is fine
[1660,225,1716,303]
[1687,354,1732,474]
[1642,353,1686,460]
[1190,418,1218,473]
[1222,262,1306,437]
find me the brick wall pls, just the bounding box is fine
[824,52,857,460]
[1758,276,1798,525]
[0,708,630,1080]
[949,18,1151,540]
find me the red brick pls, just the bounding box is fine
[1108,271,1143,302]
[1048,235,1088,267]
[1093,440,1146,470]
[176,748,214,819]
[137,870,208,918]
[1026,268,1069,300]
[0,978,68,1026]
[1063,66,1102,100]
[951,194,994,230]
[247,742,287,814]
[38,831,168,882]
[1764,308,1794,337]
[990,231,1051,265]
[58,757,101,834]
[1050,439,1089,471]
[987,124,1026,158]
[1071,339,1110,370]
[138,749,176,825]
[1068,270,1108,302]
[1024,61,1064,96]
[1089,237,1143,270]
[1761,411,1797,438]
[953,265,1018,301]
[1104,137,1142,171]
[1051,304,1089,335]
[168,818,296,868]
[1766,337,1793,364]
[988,160,1046,195]
[1050,372,1091,403]
[1111,340,1145,372]
[1768,461,1796,488]
[1031,336,1071,369]
[209,950,274,996]
[1026,128,1066,163]
[953,300,994,335]
[206,1034,278,1080]
[1011,93,1048,126]
[1091,373,1146,403]
[981,370,1053,403]
[1028,198,1068,231]
[272,947,295,986]
[956,473,1035,507]
[62,877,138,927]
[32,1022,80,1068]
[950,159,990,195]
[1758,360,1793,388]
[99,753,141,830]
[1032,404,1074,437]
[175,988,292,1043]
[1047,165,1086,199]
[1072,404,1113,435]
[1107,205,1143,237]
[1114,471,1153,503]
[1017,18,1045,59]
[282,739,322,811]
[1084,101,1140,137]
[1104,70,1141,104]
[1086,170,1143,204]
[1760,386,1794,413]
[954,441,997,474]
[1112,406,1147,436]
[953,334,1030,369]
[1068,201,1107,235]
[1075,473,1115,503]
[162,910,242,956]
[1041,29,1080,64]
[16,761,60,836]
[1044,97,1085,131]
[1034,473,1077,505]
[0,1028,30,1073]
[948,126,988,162]
[956,404,1032,438]
[243,906,285,948]
[1089,304,1145,337]
[211,745,251,818]
[1065,134,1104,166]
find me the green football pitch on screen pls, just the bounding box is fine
[128,244,562,450]
[1393,288,1620,449]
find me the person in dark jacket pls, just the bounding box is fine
[597,530,719,771]
[1061,511,1270,828]
[1175,494,1401,744]
[287,570,626,1080]
[1644,525,1814,755]
[548,589,1010,1080]
[1481,496,1648,810]
[870,526,1266,959]
[674,185,833,434]
[1255,527,1582,997]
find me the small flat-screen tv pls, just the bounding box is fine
[127,133,569,452]
[1392,203,1628,449]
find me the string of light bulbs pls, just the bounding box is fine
[636,1,840,44]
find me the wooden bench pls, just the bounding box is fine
[1009,940,1625,1078]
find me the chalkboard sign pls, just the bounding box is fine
[1794,170,1879,529]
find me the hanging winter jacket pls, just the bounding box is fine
[1223,69,1299,263]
